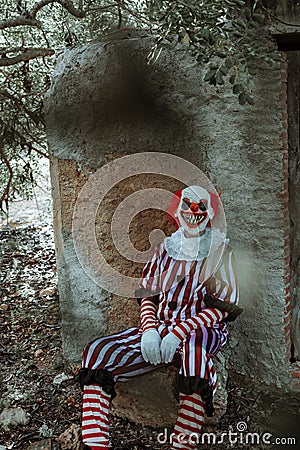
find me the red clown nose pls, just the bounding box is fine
[190,202,199,212]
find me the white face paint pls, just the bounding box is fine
[175,186,214,236]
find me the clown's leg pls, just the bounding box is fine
[171,392,205,450]
[178,327,227,412]
[170,327,227,449]
[82,384,111,449]
[77,327,158,450]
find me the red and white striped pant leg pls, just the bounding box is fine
[81,327,158,449]
[169,327,227,450]
[171,392,205,450]
[180,327,227,388]
[82,384,111,449]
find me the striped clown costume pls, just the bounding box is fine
[77,186,242,450]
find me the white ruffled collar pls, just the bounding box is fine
[164,227,226,261]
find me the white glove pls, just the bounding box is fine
[141,329,162,365]
[160,332,181,364]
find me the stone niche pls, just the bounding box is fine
[44,32,296,426]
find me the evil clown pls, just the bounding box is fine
[77,185,243,450]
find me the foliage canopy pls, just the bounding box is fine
[0,0,280,208]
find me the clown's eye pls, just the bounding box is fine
[199,201,207,211]
[182,201,191,211]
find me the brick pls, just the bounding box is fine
[285,328,291,338]
[282,159,289,170]
[285,286,290,296]
[290,369,300,379]
[285,303,291,314]
[285,274,291,285]
[284,315,290,325]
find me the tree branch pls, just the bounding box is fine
[30,0,86,19]
[85,4,120,13]
[30,145,49,158]
[0,17,41,30]
[14,129,49,158]
[85,1,151,26]
[0,48,55,66]
[0,143,14,209]
[0,0,85,30]
[0,89,42,125]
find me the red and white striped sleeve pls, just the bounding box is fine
[172,307,228,341]
[140,298,158,333]
[171,246,239,342]
[139,244,165,333]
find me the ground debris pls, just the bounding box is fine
[0,224,299,450]
[27,439,52,450]
[57,424,81,450]
[0,408,30,428]
[53,373,73,386]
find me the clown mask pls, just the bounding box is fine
[175,186,214,236]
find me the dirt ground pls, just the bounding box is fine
[0,223,299,450]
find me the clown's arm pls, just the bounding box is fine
[136,245,163,365]
[161,246,242,362]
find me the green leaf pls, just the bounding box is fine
[201,29,210,42]
[234,19,247,29]
[229,74,236,85]
[219,64,229,76]
[244,7,252,21]
[253,0,261,11]
[225,58,234,69]
[233,84,242,94]
[188,32,198,43]
[204,69,217,82]
[209,33,216,45]
[252,13,265,24]
[216,51,227,58]
[233,0,246,6]
[232,30,244,37]
[216,71,224,85]
[238,93,247,105]
[239,64,247,73]
[222,22,234,32]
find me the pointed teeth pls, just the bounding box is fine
[182,213,205,225]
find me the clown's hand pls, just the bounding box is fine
[160,332,181,364]
[141,329,162,365]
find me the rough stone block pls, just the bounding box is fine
[44,32,294,429]
[111,356,228,428]
[111,367,178,428]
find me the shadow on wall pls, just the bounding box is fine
[92,45,192,137]
[45,39,205,166]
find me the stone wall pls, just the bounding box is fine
[44,31,299,425]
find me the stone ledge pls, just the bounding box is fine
[111,354,228,428]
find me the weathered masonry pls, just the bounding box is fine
[44,0,300,426]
